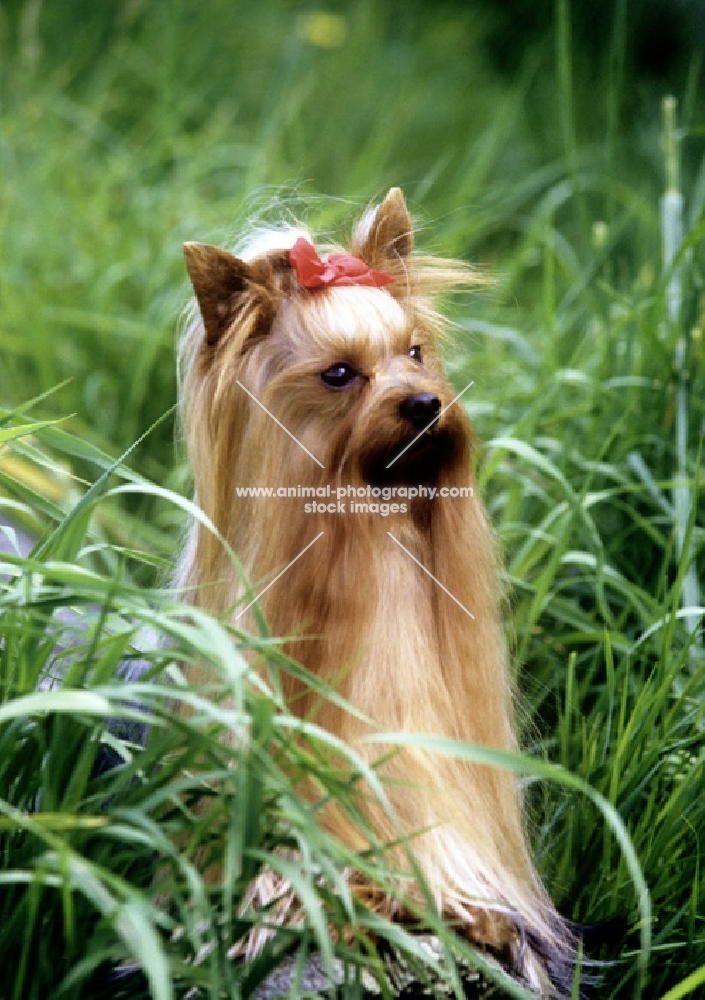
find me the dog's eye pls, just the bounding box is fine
[321,362,358,389]
[408,345,423,363]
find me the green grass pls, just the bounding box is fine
[0,1,704,997]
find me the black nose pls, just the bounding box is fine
[399,392,441,430]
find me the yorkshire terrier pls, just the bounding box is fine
[177,189,575,995]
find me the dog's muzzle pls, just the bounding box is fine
[398,392,441,431]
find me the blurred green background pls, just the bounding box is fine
[1,2,704,998]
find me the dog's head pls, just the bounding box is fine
[182,189,480,487]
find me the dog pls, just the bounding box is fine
[176,188,576,995]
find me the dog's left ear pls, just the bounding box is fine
[183,242,281,348]
[351,187,413,270]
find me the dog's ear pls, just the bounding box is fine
[183,242,278,347]
[351,187,413,269]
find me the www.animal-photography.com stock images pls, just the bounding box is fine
[0,2,703,999]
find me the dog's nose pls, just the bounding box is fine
[399,392,441,429]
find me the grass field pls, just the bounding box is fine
[0,1,703,997]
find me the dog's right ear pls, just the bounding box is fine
[183,242,277,347]
[351,187,413,271]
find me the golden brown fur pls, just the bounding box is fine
[176,189,575,994]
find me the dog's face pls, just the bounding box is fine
[244,285,470,487]
[182,189,476,491]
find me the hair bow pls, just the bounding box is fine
[289,237,395,288]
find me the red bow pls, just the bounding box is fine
[289,237,395,288]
